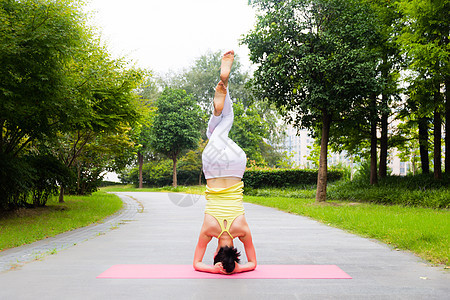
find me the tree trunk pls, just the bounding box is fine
[379,94,388,179]
[445,77,449,174]
[418,117,430,174]
[138,151,144,189]
[350,156,354,181]
[370,94,378,185]
[370,116,378,185]
[315,111,331,203]
[77,161,81,194]
[172,156,178,187]
[379,57,389,178]
[433,93,442,179]
[59,187,64,203]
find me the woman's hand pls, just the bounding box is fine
[213,262,224,274]
[213,262,231,274]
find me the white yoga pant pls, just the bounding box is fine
[202,88,247,179]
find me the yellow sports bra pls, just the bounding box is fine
[204,181,245,239]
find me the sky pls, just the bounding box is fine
[84,0,257,74]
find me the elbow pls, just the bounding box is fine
[193,261,202,271]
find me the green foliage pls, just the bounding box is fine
[275,151,296,169]
[168,50,251,109]
[0,0,87,156]
[230,102,272,166]
[396,0,450,78]
[327,173,450,208]
[0,0,146,205]
[243,0,382,201]
[162,50,286,166]
[0,153,72,210]
[0,154,35,210]
[150,88,202,160]
[243,0,381,130]
[123,156,205,187]
[27,154,73,206]
[243,168,344,189]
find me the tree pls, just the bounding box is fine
[396,0,450,178]
[230,102,277,166]
[55,38,144,202]
[398,77,436,174]
[395,120,421,175]
[365,0,403,180]
[0,0,86,157]
[243,0,380,202]
[134,75,159,188]
[0,0,145,207]
[0,0,98,208]
[150,88,202,187]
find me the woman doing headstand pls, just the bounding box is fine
[193,50,257,274]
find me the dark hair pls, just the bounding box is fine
[214,246,241,273]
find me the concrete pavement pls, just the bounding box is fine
[0,191,448,299]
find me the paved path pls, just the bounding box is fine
[0,192,448,299]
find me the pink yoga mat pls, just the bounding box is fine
[97,264,352,279]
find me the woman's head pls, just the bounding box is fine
[214,246,241,273]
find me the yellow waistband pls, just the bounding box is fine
[205,181,244,195]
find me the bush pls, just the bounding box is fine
[66,165,102,196]
[0,154,34,210]
[242,167,344,189]
[0,154,72,211]
[327,173,450,209]
[28,154,72,206]
[122,155,206,187]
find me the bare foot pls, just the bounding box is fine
[220,50,234,87]
[213,81,227,116]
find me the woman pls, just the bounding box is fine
[193,50,257,274]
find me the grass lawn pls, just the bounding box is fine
[0,191,123,251]
[102,184,449,266]
[101,184,206,194]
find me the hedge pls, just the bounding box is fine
[327,173,450,209]
[242,168,343,189]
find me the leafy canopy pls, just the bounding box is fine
[243,0,381,129]
[150,88,202,159]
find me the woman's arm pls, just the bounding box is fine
[235,230,257,273]
[193,232,222,274]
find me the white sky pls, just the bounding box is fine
[85,0,257,74]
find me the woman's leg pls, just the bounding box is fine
[209,87,233,142]
[207,82,234,139]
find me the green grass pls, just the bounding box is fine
[243,195,449,266]
[101,184,206,194]
[0,191,123,251]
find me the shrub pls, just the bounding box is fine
[0,154,72,211]
[123,155,206,187]
[0,154,34,210]
[28,154,72,206]
[243,167,344,189]
[327,174,450,209]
